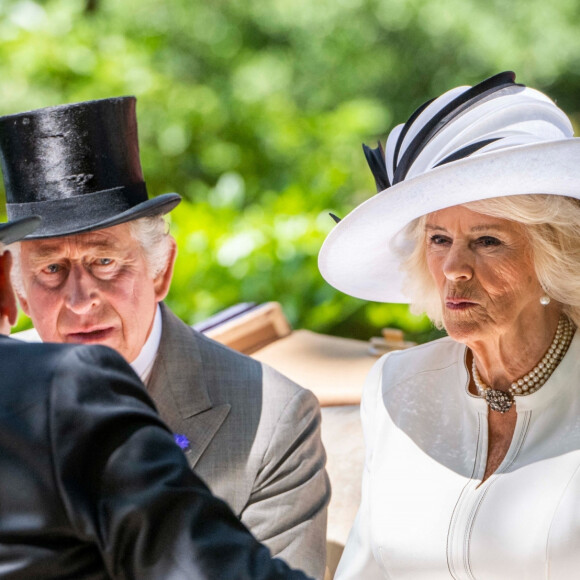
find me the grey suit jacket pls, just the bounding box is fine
[146,303,330,579]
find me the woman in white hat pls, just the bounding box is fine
[320,72,580,579]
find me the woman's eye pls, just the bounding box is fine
[97,258,113,266]
[429,235,450,245]
[477,236,501,247]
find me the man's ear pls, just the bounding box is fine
[154,236,177,302]
[0,251,18,332]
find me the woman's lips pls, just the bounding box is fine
[445,298,477,310]
[66,327,115,343]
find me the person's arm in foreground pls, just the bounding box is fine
[52,344,313,580]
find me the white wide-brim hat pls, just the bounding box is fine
[318,72,580,303]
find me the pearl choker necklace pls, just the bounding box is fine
[472,315,575,413]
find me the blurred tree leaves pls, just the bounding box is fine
[3,0,580,340]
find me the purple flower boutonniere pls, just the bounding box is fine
[174,433,190,451]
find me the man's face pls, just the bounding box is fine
[17,222,174,363]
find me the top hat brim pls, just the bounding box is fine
[0,216,42,245]
[318,139,580,303]
[9,192,181,240]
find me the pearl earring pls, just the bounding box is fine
[539,283,551,306]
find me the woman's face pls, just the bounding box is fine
[425,205,543,343]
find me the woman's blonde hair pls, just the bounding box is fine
[397,194,580,329]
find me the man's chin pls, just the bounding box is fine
[62,331,137,363]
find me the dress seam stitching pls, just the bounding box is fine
[463,411,531,579]
[446,411,484,580]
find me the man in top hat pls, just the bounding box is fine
[0,214,313,580]
[0,97,329,579]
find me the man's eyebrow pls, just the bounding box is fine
[28,238,122,258]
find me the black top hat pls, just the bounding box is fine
[0,97,181,239]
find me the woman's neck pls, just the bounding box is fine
[466,307,562,391]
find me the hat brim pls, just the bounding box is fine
[18,193,181,240]
[318,139,580,303]
[0,216,41,245]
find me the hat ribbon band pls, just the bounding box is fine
[6,182,148,230]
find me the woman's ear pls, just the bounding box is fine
[0,251,18,333]
[154,236,177,302]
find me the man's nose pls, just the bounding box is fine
[64,265,99,313]
[442,244,474,282]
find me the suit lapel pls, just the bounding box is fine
[147,303,230,467]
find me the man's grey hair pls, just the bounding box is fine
[9,243,24,297]
[11,214,173,298]
[128,214,173,278]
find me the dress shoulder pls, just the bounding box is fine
[375,336,463,390]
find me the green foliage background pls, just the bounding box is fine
[2,0,580,341]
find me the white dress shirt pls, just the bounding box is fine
[130,304,163,384]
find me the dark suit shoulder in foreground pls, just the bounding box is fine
[0,336,312,580]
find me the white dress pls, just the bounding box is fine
[335,332,580,580]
